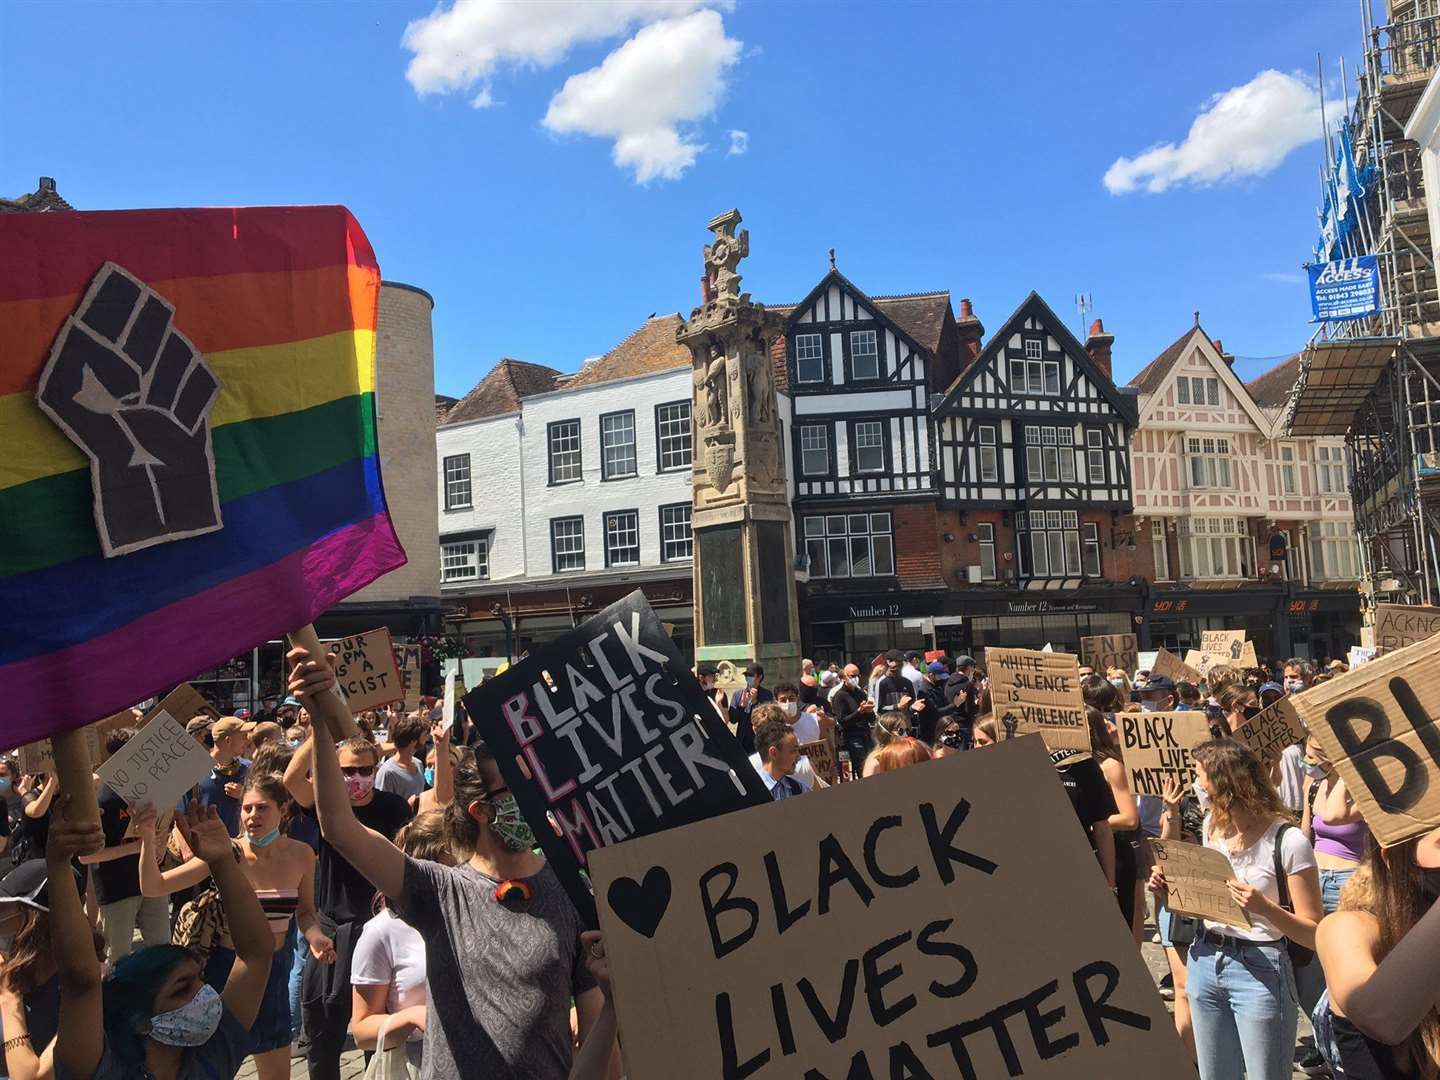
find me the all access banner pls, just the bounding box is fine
[1309,256,1381,321]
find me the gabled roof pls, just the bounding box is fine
[934,291,1137,423]
[1126,324,1273,433]
[1245,354,1301,410]
[435,394,459,423]
[561,314,689,390]
[442,358,562,425]
[771,269,952,356]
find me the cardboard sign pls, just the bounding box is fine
[95,709,213,813]
[1150,839,1251,929]
[798,738,837,787]
[395,645,423,713]
[325,628,402,712]
[1151,648,1201,685]
[463,591,769,925]
[1287,632,1440,846]
[1118,711,1213,797]
[1348,646,1377,669]
[591,736,1191,1080]
[1199,629,1247,662]
[1374,603,1440,653]
[17,726,103,775]
[1234,697,1307,771]
[145,683,220,727]
[988,647,1090,754]
[1080,633,1138,676]
[440,673,458,737]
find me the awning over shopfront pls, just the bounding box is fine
[1283,337,1400,437]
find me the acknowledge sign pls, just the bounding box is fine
[592,736,1191,1080]
[1288,632,1440,846]
[1150,839,1251,930]
[1118,711,1212,797]
[464,591,769,924]
[988,647,1091,754]
[1373,603,1440,652]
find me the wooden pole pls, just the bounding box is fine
[51,728,101,831]
[286,624,361,740]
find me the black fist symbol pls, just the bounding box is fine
[37,262,223,556]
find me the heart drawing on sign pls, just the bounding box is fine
[607,866,671,939]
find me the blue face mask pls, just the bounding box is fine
[424,767,435,787]
[249,826,280,848]
[0,778,12,797]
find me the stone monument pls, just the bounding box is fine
[679,209,802,679]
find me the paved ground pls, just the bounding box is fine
[234,923,1318,1079]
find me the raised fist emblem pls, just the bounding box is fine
[37,262,223,557]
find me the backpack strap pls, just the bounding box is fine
[1273,822,1294,914]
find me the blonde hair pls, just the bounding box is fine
[871,711,910,750]
[1206,665,1242,696]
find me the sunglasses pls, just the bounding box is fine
[340,765,375,778]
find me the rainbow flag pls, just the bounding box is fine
[0,206,406,743]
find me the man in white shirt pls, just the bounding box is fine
[748,718,805,800]
[746,703,818,791]
[774,683,821,745]
[901,651,927,697]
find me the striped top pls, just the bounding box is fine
[255,888,300,934]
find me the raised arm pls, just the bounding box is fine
[131,804,210,896]
[283,736,316,811]
[432,719,454,808]
[24,776,57,819]
[183,804,272,1029]
[291,649,405,901]
[47,796,106,1080]
[1319,901,1440,1046]
[1321,775,1364,826]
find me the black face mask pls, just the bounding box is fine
[1419,867,1440,908]
[1241,705,1262,722]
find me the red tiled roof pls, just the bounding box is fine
[0,177,73,214]
[562,314,690,389]
[769,291,952,358]
[434,394,459,423]
[1127,325,1203,394]
[442,358,562,425]
[1245,354,1301,409]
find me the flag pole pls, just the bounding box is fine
[287,624,361,739]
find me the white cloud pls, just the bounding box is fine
[1104,70,1337,195]
[727,129,749,156]
[402,0,714,96]
[543,10,742,182]
[469,86,495,109]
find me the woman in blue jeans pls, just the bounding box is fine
[1150,740,1323,1080]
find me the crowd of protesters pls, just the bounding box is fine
[0,644,1434,1080]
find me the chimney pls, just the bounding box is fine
[1212,338,1235,367]
[1085,318,1115,378]
[39,177,55,193]
[956,298,984,365]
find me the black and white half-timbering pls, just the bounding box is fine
[934,293,1137,587]
[463,590,770,925]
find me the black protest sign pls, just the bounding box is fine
[591,736,1192,1080]
[1080,633,1138,675]
[463,591,769,924]
[1118,711,1213,797]
[1288,631,1440,847]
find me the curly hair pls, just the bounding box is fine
[1191,739,1290,839]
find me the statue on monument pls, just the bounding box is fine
[704,210,749,304]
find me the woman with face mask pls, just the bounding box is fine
[50,797,273,1080]
[134,774,334,1080]
[1312,824,1440,1078]
[290,649,617,1080]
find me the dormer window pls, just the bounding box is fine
[850,330,879,379]
[1024,338,1043,360]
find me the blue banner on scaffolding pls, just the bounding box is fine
[1309,255,1381,321]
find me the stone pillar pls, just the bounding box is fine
[680,209,802,681]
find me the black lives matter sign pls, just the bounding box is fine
[591,736,1191,1080]
[464,591,769,923]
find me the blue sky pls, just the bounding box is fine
[4,1,1360,397]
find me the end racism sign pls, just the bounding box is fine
[1288,631,1440,846]
[464,591,768,924]
[591,737,1191,1080]
[988,648,1090,754]
[1079,634,1137,676]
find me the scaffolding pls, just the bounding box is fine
[1288,0,1440,606]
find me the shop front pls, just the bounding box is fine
[800,585,1144,666]
[1143,586,1288,660]
[1284,589,1363,664]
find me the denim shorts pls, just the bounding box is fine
[204,940,296,1054]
